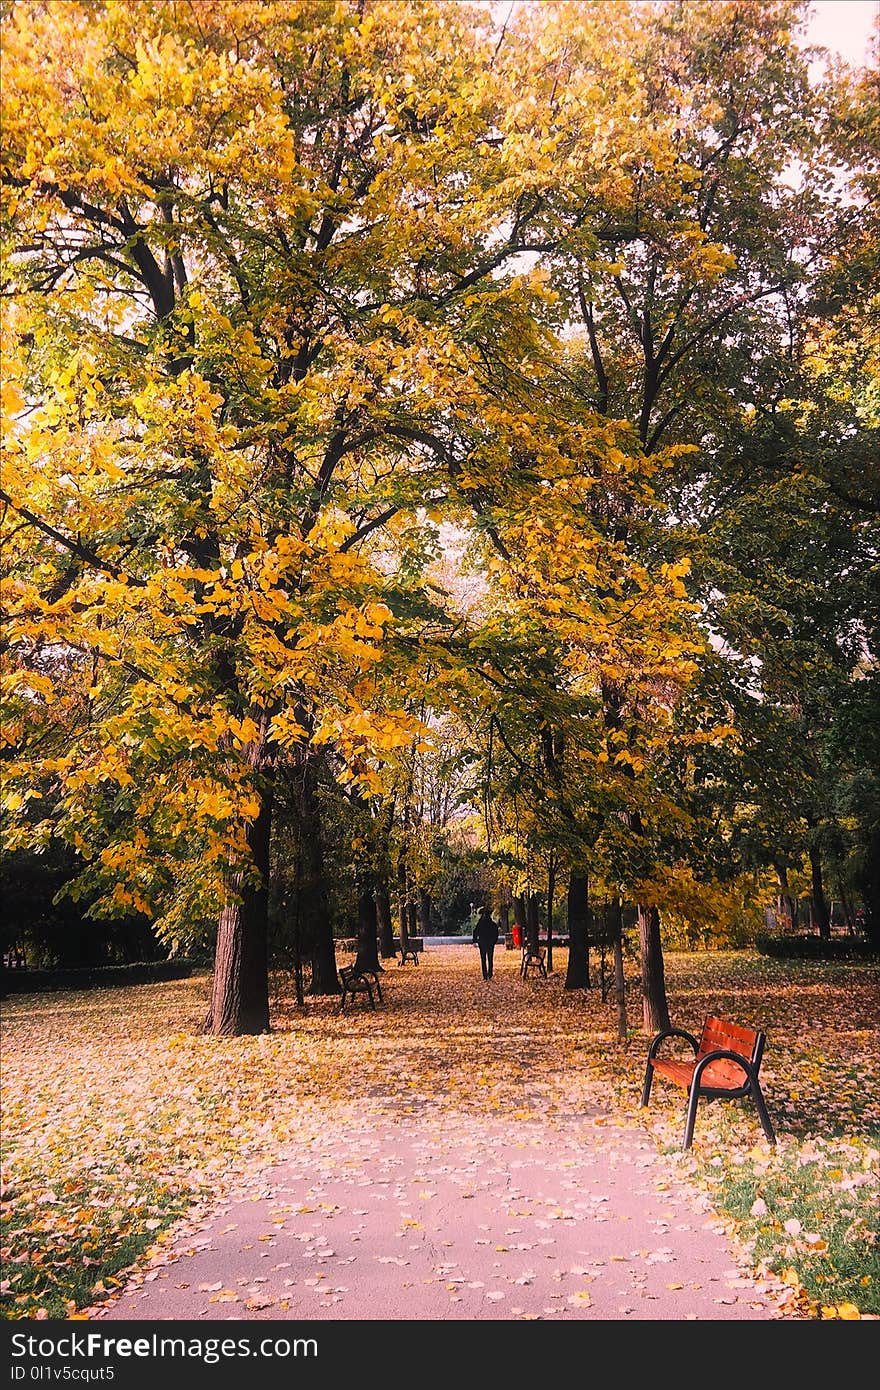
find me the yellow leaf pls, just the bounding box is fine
[836,1303,861,1319]
[1,382,24,416]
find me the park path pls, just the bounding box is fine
[90,946,797,1322]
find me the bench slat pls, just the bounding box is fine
[700,1015,760,1060]
[652,1057,748,1091]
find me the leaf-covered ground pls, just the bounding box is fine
[1,946,877,1320]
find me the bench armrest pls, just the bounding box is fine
[647,1027,699,1061]
[692,1048,752,1087]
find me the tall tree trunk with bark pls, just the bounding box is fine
[498,899,509,945]
[857,827,880,948]
[295,758,338,996]
[637,902,669,1034]
[376,882,395,959]
[398,899,409,955]
[834,869,855,934]
[564,871,591,989]
[513,894,527,946]
[397,857,409,956]
[418,887,432,939]
[204,788,273,1035]
[774,861,798,932]
[809,841,832,939]
[354,883,380,973]
[545,855,555,973]
[291,897,304,1008]
[526,893,540,953]
[608,898,628,1041]
[627,807,670,1030]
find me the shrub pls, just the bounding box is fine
[755,934,879,961]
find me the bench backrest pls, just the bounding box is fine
[697,1015,764,1088]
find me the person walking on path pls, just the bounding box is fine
[472,905,499,979]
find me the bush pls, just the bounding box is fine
[755,934,879,960]
[0,959,206,995]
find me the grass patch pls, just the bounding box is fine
[712,1137,880,1315]
[1,1176,186,1320]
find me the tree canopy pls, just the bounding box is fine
[2,0,877,1032]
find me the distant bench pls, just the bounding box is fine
[335,937,423,955]
[519,945,547,978]
[641,1013,777,1150]
[339,964,384,1010]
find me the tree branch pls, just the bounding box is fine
[0,489,145,587]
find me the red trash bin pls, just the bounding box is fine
[511,925,522,948]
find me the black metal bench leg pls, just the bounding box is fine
[752,1080,776,1145]
[641,1062,653,1108]
[683,1083,701,1149]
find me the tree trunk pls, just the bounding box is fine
[564,871,591,989]
[526,893,540,953]
[376,883,395,958]
[834,871,855,934]
[546,856,555,973]
[291,903,304,1008]
[398,897,409,954]
[637,902,669,1034]
[809,842,832,939]
[774,861,797,932]
[498,899,509,945]
[397,857,409,956]
[626,808,671,1032]
[355,884,380,972]
[418,887,432,938]
[608,898,627,1041]
[513,894,527,945]
[408,901,418,941]
[204,789,273,1036]
[296,759,338,996]
[856,827,880,948]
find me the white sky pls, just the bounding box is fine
[489,1,878,67]
[803,1,878,65]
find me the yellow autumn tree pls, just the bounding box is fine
[1,0,607,1032]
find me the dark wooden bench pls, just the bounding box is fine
[641,1014,776,1150]
[520,945,547,978]
[398,946,419,965]
[339,964,383,1010]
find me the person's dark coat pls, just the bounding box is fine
[472,910,499,947]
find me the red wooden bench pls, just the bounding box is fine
[641,1014,776,1150]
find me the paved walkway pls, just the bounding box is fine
[95,1109,791,1321]
[86,947,797,1322]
